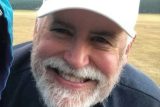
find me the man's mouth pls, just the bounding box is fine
[46,66,93,83]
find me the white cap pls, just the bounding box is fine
[37,0,140,38]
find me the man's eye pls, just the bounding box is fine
[50,28,73,36]
[91,36,112,46]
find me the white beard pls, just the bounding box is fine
[31,45,125,107]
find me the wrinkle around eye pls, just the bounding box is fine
[90,37,119,52]
[49,20,75,36]
[50,28,72,35]
[90,36,114,47]
[48,26,75,40]
[93,44,118,52]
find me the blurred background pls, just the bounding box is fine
[10,0,160,85]
[10,0,160,13]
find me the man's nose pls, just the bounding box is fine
[64,42,89,69]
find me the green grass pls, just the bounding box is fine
[13,10,160,85]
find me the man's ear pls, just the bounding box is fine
[33,18,41,42]
[33,18,38,35]
[123,36,136,64]
[125,36,136,56]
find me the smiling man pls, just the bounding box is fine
[31,9,127,107]
[0,0,160,107]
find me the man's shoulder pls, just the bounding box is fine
[106,64,160,106]
[13,41,32,61]
[120,64,160,100]
[11,41,32,72]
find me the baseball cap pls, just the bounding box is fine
[37,0,140,38]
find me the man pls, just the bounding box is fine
[0,0,160,107]
[0,0,13,100]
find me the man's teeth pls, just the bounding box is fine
[60,73,85,83]
[47,66,91,83]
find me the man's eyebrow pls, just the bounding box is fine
[51,19,74,29]
[91,31,117,38]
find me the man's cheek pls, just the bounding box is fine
[35,41,61,58]
[94,55,120,79]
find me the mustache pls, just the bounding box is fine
[43,57,108,83]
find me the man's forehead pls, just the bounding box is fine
[41,10,126,37]
[47,9,123,28]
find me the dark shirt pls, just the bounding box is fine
[0,42,160,107]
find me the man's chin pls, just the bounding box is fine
[34,70,118,107]
[36,73,98,107]
[32,69,120,107]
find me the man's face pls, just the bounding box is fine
[31,9,129,107]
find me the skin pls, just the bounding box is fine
[32,9,133,106]
[35,10,129,73]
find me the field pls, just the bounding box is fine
[13,10,160,85]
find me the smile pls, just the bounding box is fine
[45,65,98,89]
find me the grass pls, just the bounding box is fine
[129,14,160,85]
[13,10,160,85]
[13,10,36,44]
